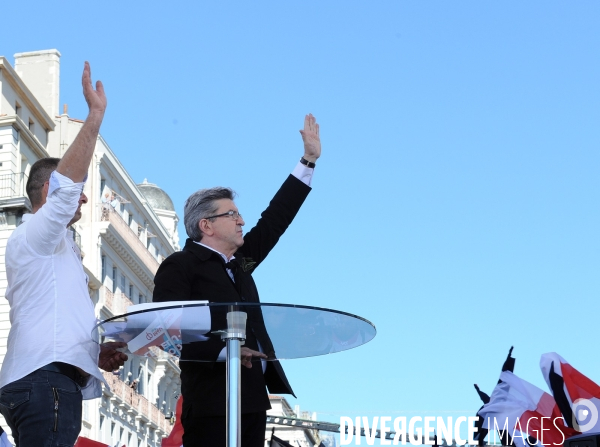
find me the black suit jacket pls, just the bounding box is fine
[153,175,311,416]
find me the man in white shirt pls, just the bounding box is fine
[0,62,127,447]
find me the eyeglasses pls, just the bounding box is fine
[204,210,243,221]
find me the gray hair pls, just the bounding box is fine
[184,187,237,241]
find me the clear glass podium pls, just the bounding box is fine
[94,302,376,447]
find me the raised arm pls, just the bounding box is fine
[242,114,321,264]
[56,62,107,182]
[24,62,107,255]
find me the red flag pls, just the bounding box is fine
[479,371,577,446]
[162,396,183,447]
[74,437,116,447]
[541,353,600,434]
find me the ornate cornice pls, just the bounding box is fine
[99,219,158,291]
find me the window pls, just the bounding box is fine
[112,267,117,293]
[99,415,105,441]
[100,179,105,199]
[82,401,89,422]
[125,360,133,383]
[101,256,105,281]
[128,285,133,300]
[120,274,125,292]
[15,102,21,117]
[137,366,144,395]
[128,213,133,227]
[28,118,34,132]
[138,293,144,304]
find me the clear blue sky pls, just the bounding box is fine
[4,1,600,444]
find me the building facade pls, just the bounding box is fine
[0,49,180,446]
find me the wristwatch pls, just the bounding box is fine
[300,157,316,168]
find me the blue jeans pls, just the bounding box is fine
[0,369,82,447]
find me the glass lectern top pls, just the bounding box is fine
[94,302,376,362]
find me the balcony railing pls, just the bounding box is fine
[100,205,160,275]
[103,372,172,434]
[102,286,133,316]
[69,226,83,259]
[0,172,27,198]
[71,227,81,250]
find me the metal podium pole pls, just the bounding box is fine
[221,309,247,447]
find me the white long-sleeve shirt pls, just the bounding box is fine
[0,171,106,399]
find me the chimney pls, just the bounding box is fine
[14,49,61,118]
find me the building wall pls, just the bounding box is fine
[14,50,61,119]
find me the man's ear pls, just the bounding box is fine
[31,181,51,212]
[199,219,213,237]
[40,181,50,204]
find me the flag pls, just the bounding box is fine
[270,434,294,447]
[473,346,516,446]
[162,395,183,447]
[541,353,600,433]
[473,384,492,446]
[74,437,124,447]
[475,384,491,405]
[479,371,577,447]
[499,347,516,382]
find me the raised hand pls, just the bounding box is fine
[82,61,107,116]
[299,113,321,163]
[57,61,107,182]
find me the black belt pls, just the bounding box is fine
[39,362,89,387]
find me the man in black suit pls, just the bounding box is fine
[153,114,321,447]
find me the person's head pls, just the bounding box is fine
[26,157,60,209]
[26,157,88,224]
[184,187,245,256]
